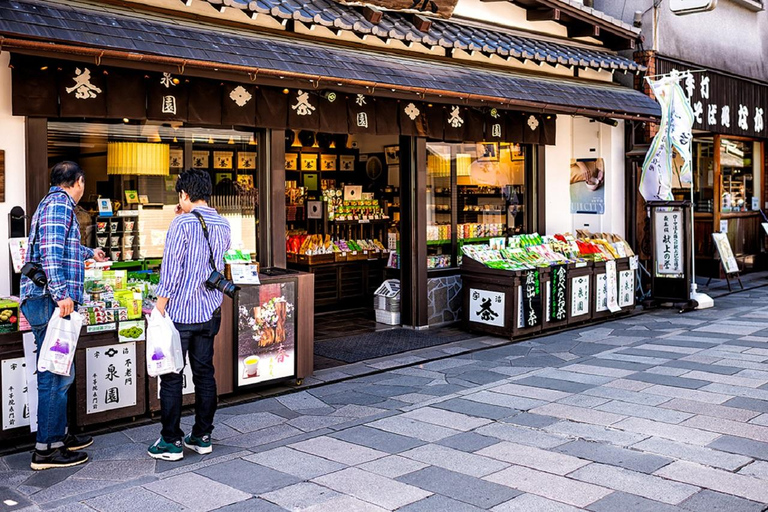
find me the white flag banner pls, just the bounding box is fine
[668,79,695,187]
[640,77,675,201]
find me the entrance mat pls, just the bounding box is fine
[314,328,475,363]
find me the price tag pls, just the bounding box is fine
[359,219,370,224]
[87,322,116,333]
[629,255,639,270]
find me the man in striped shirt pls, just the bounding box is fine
[22,161,107,470]
[149,168,231,461]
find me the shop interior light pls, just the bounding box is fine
[248,134,257,145]
[228,136,235,145]
[122,118,130,123]
[107,142,169,176]
[290,131,302,148]
[208,136,215,144]
[311,133,320,148]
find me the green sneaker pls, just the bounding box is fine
[184,433,212,455]
[147,437,183,461]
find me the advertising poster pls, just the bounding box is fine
[570,158,605,214]
[237,280,296,387]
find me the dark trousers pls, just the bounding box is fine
[159,313,221,443]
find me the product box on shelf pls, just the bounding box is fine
[0,299,20,333]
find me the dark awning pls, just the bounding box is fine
[0,0,660,119]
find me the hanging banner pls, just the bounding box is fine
[484,108,506,142]
[59,63,107,118]
[640,78,674,201]
[347,93,376,134]
[222,83,257,127]
[318,92,349,134]
[469,288,505,327]
[86,342,137,414]
[654,207,685,277]
[550,264,568,321]
[10,54,59,117]
[188,80,223,125]
[106,67,147,120]
[287,89,320,131]
[520,270,542,328]
[605,260,621,313]
[712,232,740,274]
[443,105,466,142]
[399,101,429,137]
[147,72,189,121]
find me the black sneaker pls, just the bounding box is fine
[30,447,88,471]
[63,433,93,451]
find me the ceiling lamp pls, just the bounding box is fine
[107,142,169,176]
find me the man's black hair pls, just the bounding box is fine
[176,168,213,202]
[50,161,85,187]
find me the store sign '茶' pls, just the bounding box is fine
[332,0,458,18]
[469,288,504,327]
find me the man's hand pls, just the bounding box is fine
[58,297,74,318]
[93,248,108,262]
[155,296,169,317]
[174,204,183,216]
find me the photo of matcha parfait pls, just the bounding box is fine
[237,281,296,386]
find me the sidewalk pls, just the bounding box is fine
[3,286,768,511]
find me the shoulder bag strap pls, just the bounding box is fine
[190,210,218,272]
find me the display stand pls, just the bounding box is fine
[709,232,744,292]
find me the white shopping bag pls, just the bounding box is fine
[38,308,83,376]
[145,307,184,377]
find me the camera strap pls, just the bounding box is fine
[190,210,218,272]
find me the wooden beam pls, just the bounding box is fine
[527,8,560,21]
[568,24,600,38]
[410,14,432,32]
[362,5,382,24]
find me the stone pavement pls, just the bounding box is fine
[4,288,768,511]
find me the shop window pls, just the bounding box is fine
[687,138,715,212]
[47,121,259,264]
[720,138,757,213]
[426,141,530,270]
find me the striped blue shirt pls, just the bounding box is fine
[156,205,231,324]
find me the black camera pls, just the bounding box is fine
[205,270,238,298]
[21,262,48,287]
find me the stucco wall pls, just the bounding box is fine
[0,52,28,296]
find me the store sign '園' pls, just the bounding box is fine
[332,0,459,18]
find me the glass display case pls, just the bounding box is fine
[720,138,756,213]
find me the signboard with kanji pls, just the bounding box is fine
[1,357,31,431]
[619,270,635,307]
[86,342,137,414]
[712,232,740,274]
[571,276,590,317]
[469,288,505,327]
[550,265,568,322]
[654,208,685,278]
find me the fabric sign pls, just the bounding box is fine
[375,97,399,135]
[484,108,506,141]
[399,100,429,136]
[147,72,188,121]
[106,67,147,120]
[10,54,59,117]
[443,105,466,142]
[222,83,256,126]
[347,93,376,134]
[287,89,320,130]
[188,79,222,125]
[59,64,107,118]
[318,92,349,134]
[255,87,288,129]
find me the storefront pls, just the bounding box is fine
[0,0,659,440]
[652,57,768,277]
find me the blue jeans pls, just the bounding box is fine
[159,313,221,443]
[21,295,73,451]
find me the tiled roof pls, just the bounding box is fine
[0,0,660,118]
[194,0,642,72]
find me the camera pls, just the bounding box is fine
[21,262,48,287]
[205,270,238,298]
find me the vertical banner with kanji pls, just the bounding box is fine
[605,261,621,313]
[550,265,568,321]
[86,343,137,414]
[571,276,590,317]
[520,270,542,328]
[1,357,31,431]
[654,207,685,278]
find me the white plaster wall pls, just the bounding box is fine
[544,116,626,237]
[0,52,28,296]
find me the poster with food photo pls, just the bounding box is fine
[236,280,296,387]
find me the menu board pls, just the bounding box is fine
[712,233,739,274]
[236,280,297,388]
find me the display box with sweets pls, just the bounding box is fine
[113,290,143,320]
[0,298,19,333]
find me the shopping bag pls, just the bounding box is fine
[38,308,83,376]
[145,307,184,377]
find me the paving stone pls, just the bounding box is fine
[397,466,520,508]
[486,366,539,377]
[513,376,595,394]
[500,412,559,429]
[492,493,583,512]
[448,370,511,385]
[436,432,501,452]
[595,400,693,424]
[597,353,670,365]
[694,323,764,336]
[640,385,731,405]
[376,375,436,387]
[535,368,614,386]
[625,372,710,389]
[613,417,721,446]
[646,366,690,376]
[554,440,672,474]
[604,379,653,391]
[357,455,429,478]
[21,465,83,489]
[569,343,619,357]
[213,497,289,511]
[723,396,768,413]
[663,360,742,375]
[259,482,341,510]
[660,398,759,422]
[195,458,300,495]
[570,462,699,505]
[365,416,460,442]
[71,459,155,481]
[708,434,768,461]
[398,494,484,512]
[477,441,590,475]
[368,355,426,370]
[647,338,718,350]
[586,491,682,512]
[655,460,768,503]
[419,384,473,396]
[580,358,653,372]
[312,467,430,509]
[290,436,387,465]
[508,354,568,368]
[584,385,672,406]
[490,383,572,402]
[484,465,612,508]
[544,420,649,447]
[26,477,118,504]
[748,413,768,426]
[432,398,520,420]
[221,424,304,449]
[82,486,188,512]
[678,489,765,512]
[144,472,250,511]
[322,391,392,406]
[400,444,509,477]
[330,404,388,418]
[617,348,684,360]
[478,422,570,448]
[462,390,548,411]
[329,425,425,454]
[286,415,351,432]
[529,403,626,426]
[703,382,768,402]
[560,363,636,378]
[401,407,492,432]
[276,391,331,411]
[421,358,475,371]
[738,460,768,478]
[243,446,346,479]
[681,370,768,388]
[682,414,768,442]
